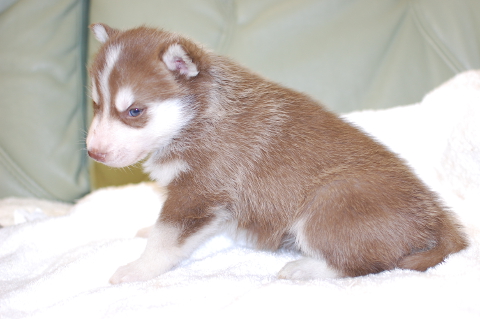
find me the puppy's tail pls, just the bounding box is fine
[397,222,468,271]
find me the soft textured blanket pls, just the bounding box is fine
[1,70,480,319]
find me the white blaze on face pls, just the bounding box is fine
[99,45,121,108]
[115,86,135,112]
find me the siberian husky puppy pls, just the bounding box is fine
[86,24,467,283]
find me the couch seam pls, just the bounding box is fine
[410,1,463,73]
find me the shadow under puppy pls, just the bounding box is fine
[86,24,468,283]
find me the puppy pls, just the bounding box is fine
[86,24,468,283]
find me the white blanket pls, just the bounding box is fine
[1,70,480,319]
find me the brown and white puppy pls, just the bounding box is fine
[86,24,468,284]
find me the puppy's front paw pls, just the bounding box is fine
[135,225,153,238]
[110,260,159,284]
[278,257,339,280]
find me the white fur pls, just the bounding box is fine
[115,87,135,112]
[162,44,199,78]
[144,159,190,187]
[290,217,317,257]
[145,98,193,147]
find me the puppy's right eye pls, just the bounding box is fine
[129,108,143,117]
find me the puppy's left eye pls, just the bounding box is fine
[129,108,143,117]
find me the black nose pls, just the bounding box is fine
[87,149,107,163]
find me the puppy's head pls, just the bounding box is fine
[86,24,204,167]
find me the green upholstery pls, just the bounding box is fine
[1,0,480,199]
[0,0,90,201]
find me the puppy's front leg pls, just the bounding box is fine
[110,205,223,284]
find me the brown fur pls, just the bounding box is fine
[89,25,468,279]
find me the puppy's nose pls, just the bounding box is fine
[87,149,107,163]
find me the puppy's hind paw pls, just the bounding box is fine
[278,257,339,280]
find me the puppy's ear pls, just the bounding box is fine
[162,44,199,78]
[90,23,119,43]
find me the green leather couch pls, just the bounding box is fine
[1,0,480,202]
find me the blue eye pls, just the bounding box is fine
[129,108,143,117]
